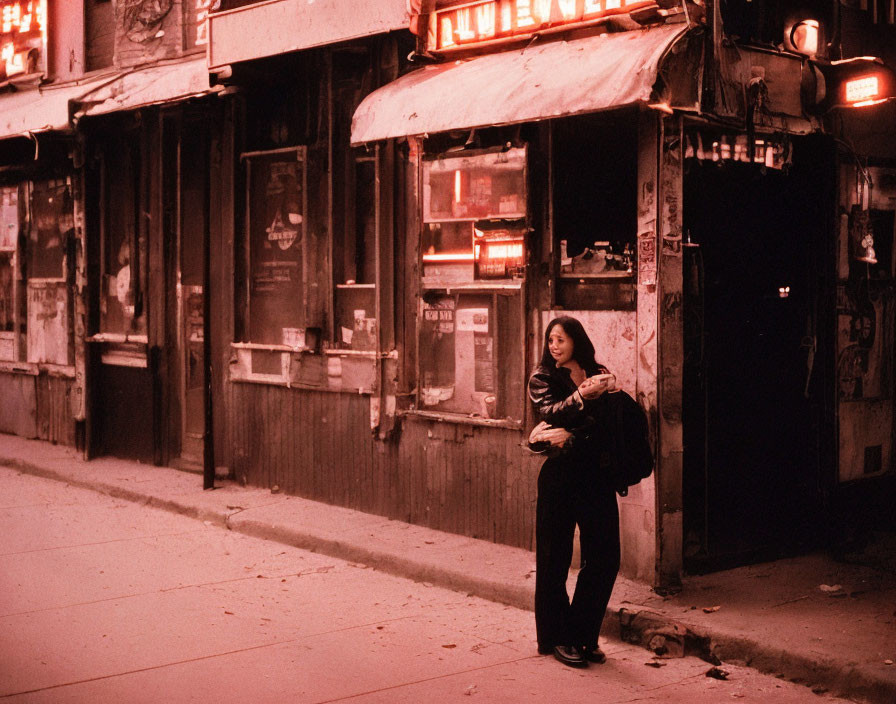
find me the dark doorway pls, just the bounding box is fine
[682,137,834,570]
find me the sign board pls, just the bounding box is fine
[0,1,46,79]
[423,0,654,52]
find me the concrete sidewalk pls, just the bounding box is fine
[1,433,894,704]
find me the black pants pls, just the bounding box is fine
[535,455,620,651]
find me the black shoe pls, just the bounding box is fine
[581,646,606,664]
[552,645,588,668]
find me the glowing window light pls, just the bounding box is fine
[454,170,462,203]
[485,243,523,259]
[584,0,603,15]
[845,75,880,104]
[422,252,475,262]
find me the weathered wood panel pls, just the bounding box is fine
[0,372,37,438]
[228,382,542,550]
[35,373,77,446]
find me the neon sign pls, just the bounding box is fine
[427,0,654,51]
[0,0,45,79]
[845,75,880,105]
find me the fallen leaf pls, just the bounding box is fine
[443,644,457,649]
[818,584,842,593]
[703,605,721,613]
[706,667,729,680]
[224,610,234,615]
[885,659,894,665]
[644,661,666,668]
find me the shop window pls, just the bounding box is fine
[100,137,146,338]
[334,150,377,351]
[0,179,75,366]
[0,185,22,361]
[551,112,637,310]
[239,146,308,347]
[26,179,73,365]
[418,146,527,421]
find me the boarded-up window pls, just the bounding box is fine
[242,147,307,345]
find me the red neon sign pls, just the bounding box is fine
[428,0,654,51]
[0,0,45,79]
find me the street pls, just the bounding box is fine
[0,466,850,703]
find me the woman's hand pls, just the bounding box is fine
[538,427,573,447]
[578,373,614,400]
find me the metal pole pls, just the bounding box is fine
[203,129,215,491]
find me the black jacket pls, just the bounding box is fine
[527,362,609,451]
[528,363,653,495]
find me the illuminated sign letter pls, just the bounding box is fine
[516,0,536,27]
[440,15,456,47]
[557,0,577,20]
[534,0,551,22]
[475,2,497,39]
[456,7,475,40]
[845,75,880,103]
[583,0,603,16]
[501,1,513,30]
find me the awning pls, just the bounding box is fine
[352,23,689,144]
[73,56,219,119]
[0,78,103,140]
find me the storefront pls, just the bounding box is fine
[349,2,896,584]
[351,14,703,582]
[71,56,223,466]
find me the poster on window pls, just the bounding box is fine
[836,286,893,401]
[26,280,68,365]
[246,149,306,344]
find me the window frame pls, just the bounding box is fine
[413,144,530,426]
[239,145,309,349]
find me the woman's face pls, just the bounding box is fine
[547,324,574,367]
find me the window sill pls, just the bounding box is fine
[0,361,38,375]
[557,272,634,280]
[231,341,313,353]
[0,361,75,377]
[400,409,522,430]
[421,281,523,292]
[87,333,149,344]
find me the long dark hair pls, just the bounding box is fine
[539,316,601,375]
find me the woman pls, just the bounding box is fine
[527,316,620,668]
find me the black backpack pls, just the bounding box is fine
[595,390,654,496]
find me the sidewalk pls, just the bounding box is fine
[1,433,894,704]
